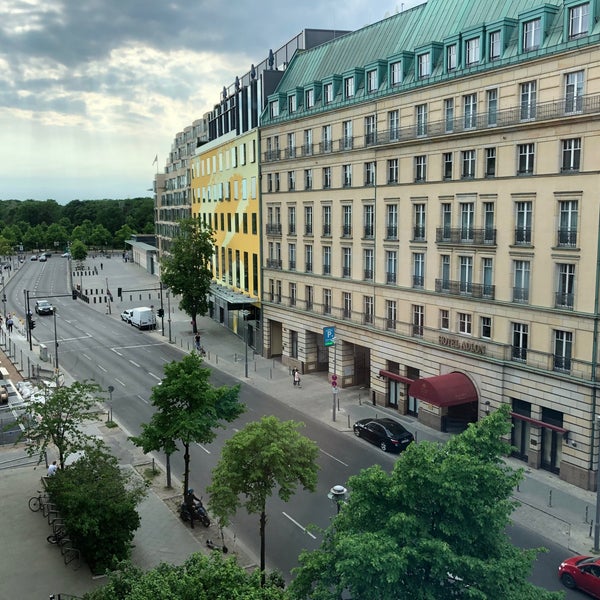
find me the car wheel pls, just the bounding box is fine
[560,573,577,589]
[353,427,360,437]
[380,441,388,452]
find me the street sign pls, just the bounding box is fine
[324,326,335,347]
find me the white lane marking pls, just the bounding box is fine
[148,372,161,381]
[320,449,349,467]
[98,365,107,373]
[82,353,92,361]
[113,349,123,357]
[232,428,240,432]
[195,442,211,454]
[137,395,148,404]
[129,360,140,368]
[282,512,316,539]
[115,378,126,387]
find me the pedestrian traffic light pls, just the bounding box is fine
[71,289,78,300]
[157,308,164,318]
[331,374,338,388]
[28,316,36,330]
[117,287,122,298]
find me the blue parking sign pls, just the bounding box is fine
[323,326,335,347]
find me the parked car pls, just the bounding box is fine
[559,555,600,598]
[129,307,156,330]
[353,417,414,453]
[120,309,134,323]
[39,255,47,262]
[35,300,53,315]
[30,255,38,261]
[61,252,71,258]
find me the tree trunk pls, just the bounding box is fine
[183,441,190,495]
[260,508,266,586]
[191,315,197,334]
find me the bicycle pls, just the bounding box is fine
[47,527,68,545]
[28,489,49,512]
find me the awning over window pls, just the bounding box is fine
[510,412,567,434]
[379,370,414,385]
[409,372,478,407]
[210,284,256,310]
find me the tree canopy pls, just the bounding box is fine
[131,352,243,494]
[208,416,319,584]
[289,404,563,600]
[160,218,215,333]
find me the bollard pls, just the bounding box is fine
[216,354,218,364]
[586,506,590,524]
[254,361,257,372]
[548,490,552,507]
[234,353,238,362]
[590,519,594,537]
[270,368,273,379]
[347,414,351,428]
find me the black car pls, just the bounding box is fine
[34,300,53,315]
[353,417,414,453]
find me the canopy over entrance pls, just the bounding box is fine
[409,372,477,407]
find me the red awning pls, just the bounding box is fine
[409,372,477,407]
[510,412,567,434]
[379,370,414,385]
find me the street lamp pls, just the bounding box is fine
[52,306,59,372]
[107,385,114,423]
[328,484,348,514]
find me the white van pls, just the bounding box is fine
[129,307,156,330]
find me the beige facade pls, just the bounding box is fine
[260,18,600,487]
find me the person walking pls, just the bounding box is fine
[47,461,58,477]
[6,315,13,335]
[184,488,201,529]
[294,369,301,388]
[194,333,201,351]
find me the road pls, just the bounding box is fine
[6,256,588,597]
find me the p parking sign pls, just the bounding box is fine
[323,326,335,347]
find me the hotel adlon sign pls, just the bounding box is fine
[438,335,487,356]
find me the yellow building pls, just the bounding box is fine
[260,0,600,489]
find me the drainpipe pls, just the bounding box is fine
[591,207,600,550]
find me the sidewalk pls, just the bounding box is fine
[0,256,599,598]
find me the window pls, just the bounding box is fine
[443,151,453,179]
[461,150,476,179]
[343,292,352,319]
[305,285,313,310]
[558,200,578,247]
[513,260,530,303]
[416,104,427,136]
[415,155,427,182]
[365,115,376,145]
[441,204,452,240]
[365,162,376,186]
[413,253,425,288]
[323,246,331,275]
[390,61,402,86]
[289,243,296,270]
[287,132,296,158]
[324,82,333,104]
[465,37,480,65]
[446,44,457,71]
[343,164,352,187]
[364,296,374,324]
[342,205,352,237]
[520,81,537,120]
[515,201,532,244]
[342,247,352,278]
[322,205,332,236]
[364,205,374,238]
[323,289,332,314]
[344,76,354,98]
[274,173,280,192]
[518,143,535,175]
[305,169,313,190]
[270,100,279,118]
[480,316,492,339]
[304,245,313,273]
[367,69,378,92]
[412,305,424,337]
[485,147,496,177]
[388,158,399,183]
[304,205,313,235]
[414,203,426,241]
[458,312,472,335]
[342,120,353,149]
[364,248,374,280]
[321,125,332,153]
[463,93,477,129]
[440,255,451,290]
[569,3,589,38]
[482,257,493,296]
[386,251,397,284]
[554,330,573,371]
[489,30,501,60]
[305,88,314,109]
[289,283,297,306]
[418,52,430,78]
[388,110,399,141]
[487,88,498,126]
[304,129,313,156]
[459,255,473,293]
[386,300,397,330]
[562,138,581,172]
[288,95,297,113]
[556,263,575,308]
[323,166,332,189]
[512,323,529,361]
[460,202,474,241]
[484,202,495,244]
[386,204,398,240]
[565,71,584,113]
[267,174,273,193]
[288,171,295,191]
[444,98,454,133]
[523,18,541,51]
[440,309,449,330]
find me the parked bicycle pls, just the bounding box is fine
[28,489,49,512]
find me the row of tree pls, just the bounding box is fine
[0,198,154,253]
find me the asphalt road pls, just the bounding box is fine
[6,256,588,597]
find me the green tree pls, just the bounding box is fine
[70,239,88,262]
[13,381,103,469]
[208,416,319,585]
[160,218,214,333]
[289,405,563,600]
[45,222,70,253]
[45,441,147,574]
[89,224,113,249]
[114,224,134,249]
[131,352,243,495]
[82,553,288,599]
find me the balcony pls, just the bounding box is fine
[386,225,398,240]
[340,137,354,151]
[288,225,296,235]
[263,149,281,162]
[266,259,282,269]
[323,264,331,275]
[553,355,572,373]
[412,226,426,242]
[285,147,296,159]
[363,313,373,325]
[436,227,496,246]
[289,260,296,270]
[305,262,312,273]
[386,272,397,284]
[305,225,313,236]
[322,225,331,237]
[513,287,529,303]
[412,324,423,337]
[341,225,352,238]
[412,275,424,289]
[514,228,532,245]
[342,267,351,278]
[363,225,374,239]
[555,291,574,309]
[303,144,313,157]
[435,279,496,300]
[386,318,396,331]
[320,140,333,153]
[511,346,528,362]
[364,269,373,281]
[266,223,282,236]
[557,228,577,248]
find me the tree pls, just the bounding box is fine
[160,218,214,333]
[289,404,563,600]
[14,380,103,469]
[45,440,147,574]
[131,352,243,495]
[70,239,88,262]
[81,553,288,599]
[208,416,319,585]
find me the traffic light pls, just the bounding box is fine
[157,308,164,318]
[72,289,78,300]
[117,287,122,298]
[331,374,338,389]
[27,315,36,330]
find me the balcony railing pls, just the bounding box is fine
[386,225,398,240]
[266,223,282,235]
[364,269,373,281]
[436,227,496,245]
[364,225,374,239]
[412,226,426,242]
[511,346,528,362]
[342,267,351,278]
[557,228,577,248]
[305,262,312,273]
[322,225,331,237]
[288,225,296,235]
[266,259,282,269]
[289,260,296,270]
[341,225,352,237]
[305,226,313,236]
[323,264,331,275]
[513,287,529,303]
[435,279,496,300]
[555,291,574,309]
[386,272,397,284]
[514,228,532,245]
[412,275,424,288]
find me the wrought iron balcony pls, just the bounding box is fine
[266,223,282,235]
[512,287,529,303]
[557,228,577,248]
[435,279,495,300]
[266,259,282,269]
[436,227,496,245]
[514,228,532,245]
[555,291,574,309]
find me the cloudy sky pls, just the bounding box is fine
[0,0,425,203]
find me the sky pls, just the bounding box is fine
[0,0,426,203]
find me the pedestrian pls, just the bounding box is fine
[184,488,201,529]
[292,367,298,386]
[100,262,103,270]
[47,461,58,477]
[294,369,301,388]
[6,315,13,334]
[194,333,201,351]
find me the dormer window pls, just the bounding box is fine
[324,82,333,104]
[288,95,297,113]
[417,52,430,78]
[270,100,279,118]
[465,37,480,66]
[446,44,457,71]
[367,69,378,93]
[523,18,541,51]
[569,2,589,38]
[305,89,314,109]
[344,76,354,99]
[390,61,402,86]
[489,31,501,60]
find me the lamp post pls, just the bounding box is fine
[244,305,249,378]
[595,415,600,552]
[52,307,59,372]
[167,290,172,343]
[328,484,348,514]
[107,385,114,423]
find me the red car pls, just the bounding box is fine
[559,555,600,598]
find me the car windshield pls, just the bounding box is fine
[383,421,409,436]
[577,557,599,566]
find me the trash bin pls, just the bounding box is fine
[39,344,48,362]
